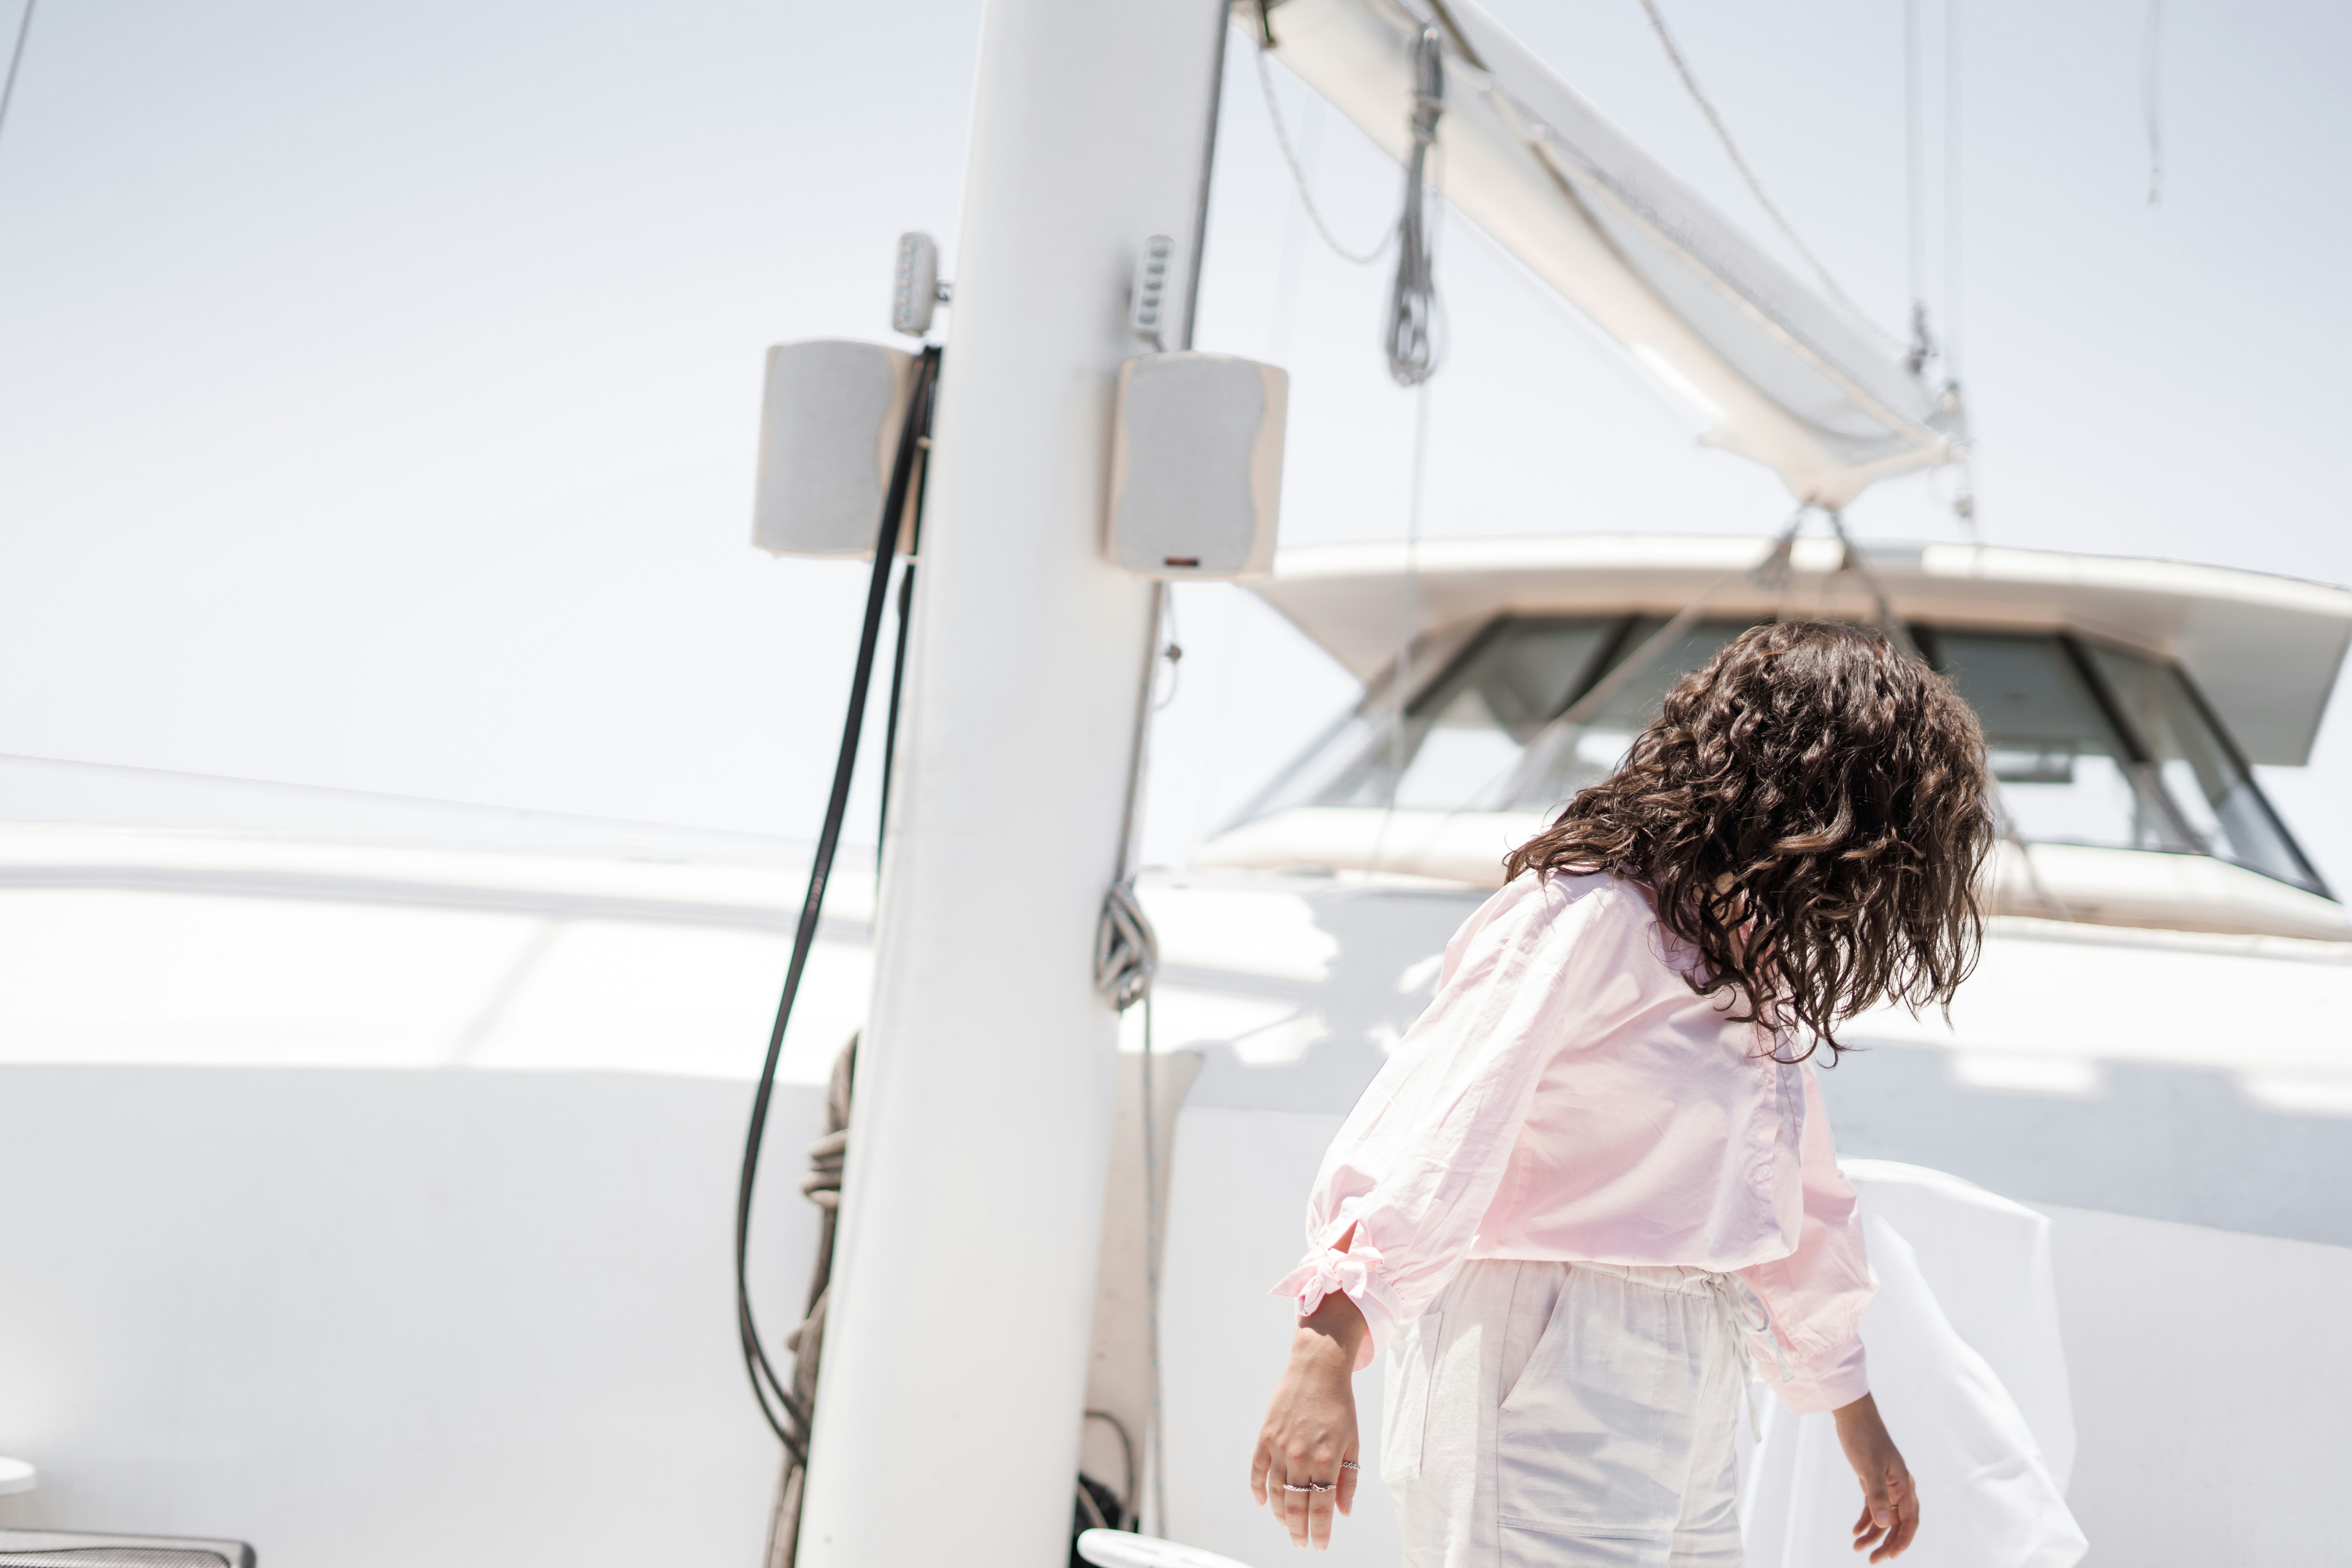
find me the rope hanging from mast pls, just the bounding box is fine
[1385,23,1445,387]
[1252,10,1445,383]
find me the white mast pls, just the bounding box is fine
[793,2,1230,1564]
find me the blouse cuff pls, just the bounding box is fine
[1270,1241,1396,1372]
[1767,1333,1870,1416]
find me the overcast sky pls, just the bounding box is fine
[1,0,2347,882]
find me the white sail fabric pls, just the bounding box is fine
[1738,1161,2088,1568]
[1260,0,1957,506]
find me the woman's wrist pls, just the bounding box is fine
[1831,1392,1880,1426]
[1296,1289,1370,1367]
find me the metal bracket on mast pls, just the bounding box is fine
[892,231,953,337]
[1127,235,1176,351]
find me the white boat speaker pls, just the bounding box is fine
[1107,351,1287,580]
[753,339,921,560]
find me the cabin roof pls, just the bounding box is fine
[1246,535,2352,765]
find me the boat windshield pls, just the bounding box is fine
[1234,613,1748,817]
[1234,615,2327,895]
[1933,631,2321,891]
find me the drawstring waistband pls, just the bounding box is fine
[1537,1263,1793,1437]
[1701,1272,1792,1439]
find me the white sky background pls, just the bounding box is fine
[0,0,2347,885]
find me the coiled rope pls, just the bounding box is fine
[1385,24,1445,387]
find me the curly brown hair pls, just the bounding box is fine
[1503,620,1994,1060]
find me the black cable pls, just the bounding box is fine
[735,345,941,1452]
[874,562,915,891]
[874,401,937,878]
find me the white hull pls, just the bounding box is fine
[1,816,2348,1562]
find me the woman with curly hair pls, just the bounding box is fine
[1250,621,1993,1566]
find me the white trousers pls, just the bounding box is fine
[1382,1259,1749,1568]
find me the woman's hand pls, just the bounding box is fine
[1833,1394,1919,1561]
[1249,1291,1368,1551]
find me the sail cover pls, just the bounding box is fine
[1256,0,1957,507]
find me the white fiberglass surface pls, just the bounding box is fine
[463,921,867,1080]
[1122,991,1329,1066]
[3,825,2343,1114]
[0,850,1361,1079]
[0,884,867,1082]
[1138,886,1338,982]
[1845,922,2351,1084]
[0,889,537,1066]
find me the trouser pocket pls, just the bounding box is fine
[1494,1270,1704,1568]
[1380,1307,1444,1485]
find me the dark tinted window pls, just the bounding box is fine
[1237,617,2325,896]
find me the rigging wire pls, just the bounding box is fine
[1364,52,1448,871]
[1942,0,1964,387]
[1255,43,1392,265]
[2141,0,2163,207]
[1635,0,1873,328]
[1140,993,1169,1536]
[0,0,36,152]
[1089,585,1173,1533]
[1905,0,1977,532]
[1902,0,1936,378]
[1904,0,1926,310]
[1943,0,1977,531]
[1821,509,1924,664]
[1364,365,1437,878]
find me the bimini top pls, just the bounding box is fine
[1249,534,2352,766]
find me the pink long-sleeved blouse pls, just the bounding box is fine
[1273,870,1875,1414]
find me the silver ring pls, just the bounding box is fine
[1339,1460,1360,1472]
